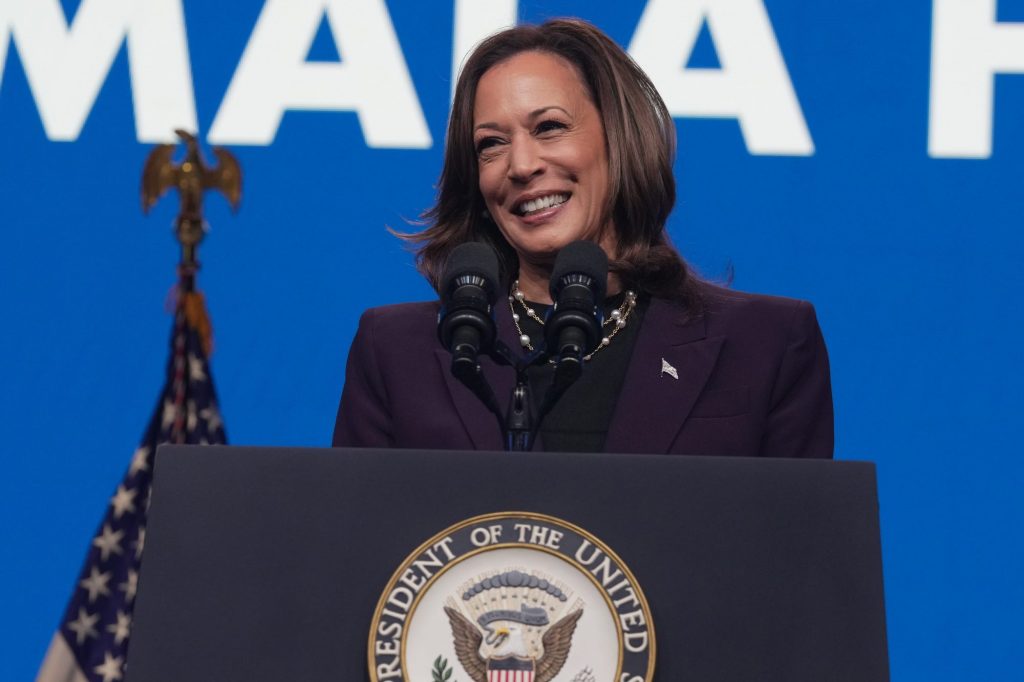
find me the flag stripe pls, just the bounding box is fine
[35,635,88,682]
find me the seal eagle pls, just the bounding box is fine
[444,606,583,682]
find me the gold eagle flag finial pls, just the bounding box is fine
[141,129,242,270]
[141,130,241,356]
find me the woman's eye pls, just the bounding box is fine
[536,120,566,134]
[475,137,501,154]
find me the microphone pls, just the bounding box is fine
[437,242,499,379]
[544,241,607,382]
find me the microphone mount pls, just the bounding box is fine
[439,241,608,453]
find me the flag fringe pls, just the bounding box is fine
[180,291,213,356]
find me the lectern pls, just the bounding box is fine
[127,446,888,681]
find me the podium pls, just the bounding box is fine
[127,446,889,681]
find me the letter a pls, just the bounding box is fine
[930,0,1024,158]
[209,0,430,148]
[629,0,814,156]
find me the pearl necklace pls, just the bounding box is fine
[509,280,637,361]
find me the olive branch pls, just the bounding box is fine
[432,655,455,682]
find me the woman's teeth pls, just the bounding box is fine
[518,193,568,215]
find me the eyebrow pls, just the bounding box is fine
[474,106,571,132]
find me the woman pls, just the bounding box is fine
[333,19,832,458]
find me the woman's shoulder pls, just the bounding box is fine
[698,280,816,314]
[685,280,823,342]
[347,301,443,364]
[356,300,441,329]
[349,301,441,349]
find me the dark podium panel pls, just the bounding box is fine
[127,446,888,682]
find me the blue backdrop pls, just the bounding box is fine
[2,1,1022,679]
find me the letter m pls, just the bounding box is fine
[0,0,196,142]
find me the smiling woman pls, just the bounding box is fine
[333,19,833,458]
[472,51,613,302]
[410,19,695,313]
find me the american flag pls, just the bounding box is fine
[36,284,227,682]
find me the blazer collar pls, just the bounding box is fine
[438,296,723,454]
[604,297,723,454]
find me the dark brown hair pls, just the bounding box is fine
[403,18,702,312]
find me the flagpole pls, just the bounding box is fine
[36,131,240,682]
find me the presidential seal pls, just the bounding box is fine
[368,512,655,682]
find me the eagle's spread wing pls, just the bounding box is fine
[204,147,242,210]
[535,609,583,682]
[443,606,488,682]
[141,144,177,212]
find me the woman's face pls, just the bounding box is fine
[473,51,613,267]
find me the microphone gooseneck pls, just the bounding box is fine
[544,241,608,383]
[435,240,609,452]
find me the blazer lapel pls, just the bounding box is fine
[605,298,724,454]
[436,300,518,450]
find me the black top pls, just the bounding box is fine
[515,291,647,452]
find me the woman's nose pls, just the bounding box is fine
[506,136,544,182]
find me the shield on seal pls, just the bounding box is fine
[487,655,534,682]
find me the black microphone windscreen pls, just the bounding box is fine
[550,241,608,301]
[444,242,500,304]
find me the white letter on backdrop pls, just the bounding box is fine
[930,0,1024,158]
[209,0,430,148]
[0,0,196,142]
[628,0,814,156]
[451,0,517,98]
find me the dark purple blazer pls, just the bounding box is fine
[333,284,833,457]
